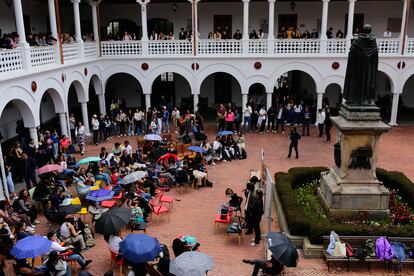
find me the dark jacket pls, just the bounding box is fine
[289,132,301,143]
[24,157,37,174]
[249,198,264,222]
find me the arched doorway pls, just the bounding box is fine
[105,73,144,114]
[68,83,83,124]
[88,76,101,117]
[151,72,191,112]
[376,71,393,122]
[324,83,342,115]
[39,89,66,134]
[200,72,242,117]
[401,74,414,123]
[148,18,173,36]
[248,83,266,107]
[106,19,140,40]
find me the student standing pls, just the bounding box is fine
[288,127,301,159]
[325,106,332,142]
[316,108,326,137]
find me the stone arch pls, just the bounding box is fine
[324,83,342,111]
[196,63,246,93]
[378,62,398,93]
[89,74,102,95]
[246,76,273,93]
[66,70,88,103]
[101,64,145,91]
[0,86,38,128]
[147,64,194,94]
[320,75,344,93]
[38,78,66,113]
[269,62,323,92]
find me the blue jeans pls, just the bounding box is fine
[243,116,251,131]
[53,143,59,159]
[68,254,86,267]
[6,172,14,193]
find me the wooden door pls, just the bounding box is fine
[214,15,232,35]
[215,73,232,104]
[278,14,297,31]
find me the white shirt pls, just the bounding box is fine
[77,126,85,136]
[244,106,252,117]
[213,140,222,150]
[316,111,326,124]
[49,241,68,253]
[383,31,392,38]
[124,144,132,155]
[91,118,100,130]
[109,235,123,252]
[259,108,267,120]
[134,111,143,121]
[172,110,180,119]
[293,104,302,113]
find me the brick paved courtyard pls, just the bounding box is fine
[30,124,414,275]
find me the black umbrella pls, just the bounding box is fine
[95,207,133,235]
[57,205,82,217]
[266,232,299,267]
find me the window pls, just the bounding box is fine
[161,72,174,82]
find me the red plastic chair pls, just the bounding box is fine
[149,199,170,221]
[110,248,123,276]
[214,207,234,228]
[102,200,116,208]
[157,190,174,207]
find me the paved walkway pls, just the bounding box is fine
[31,124,414,275]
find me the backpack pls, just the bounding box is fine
[345,242,354,257]
[354,248,367,260]
[83,225,95,247]
[365,239,376,257]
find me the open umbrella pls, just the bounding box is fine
[144,134,162,141]
[57,204,82,217]
[77,156,102,165]
[187,146,207,154]
[169,251,214,276]
[266,232,299,267]
[156,153,178,164]
[11,236,52,259]
[122,171,148,185]
[119,234,161,264]
[86,188,114,202]
[217,130,234,136]
[37,164,64,175]
[95,207,133,235]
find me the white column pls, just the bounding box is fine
[98,94,106,115]
[320,0,329,40]
[346,0,356,48]
[80,102,91,135]
[242,0,250,39]
[59,113,68,136]
[242,93,248,120]
[71,0,83,43]
[400,0,408,37]
[0,144,9,200]
[48,0,61,64]
[145,94,151,110]
[193,94,199,113]
[90,2,100,42]
[390,93,400,126]
[139,1,149,41]
[29,127,39,148]
[317,92,324,111]
[267,0,275,40]
[13,0,32,70]
[266,92,272,110]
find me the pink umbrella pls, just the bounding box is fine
[37,164,64,175]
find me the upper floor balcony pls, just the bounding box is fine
[0,37,411,78]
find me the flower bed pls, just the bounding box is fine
[275,167,414,244]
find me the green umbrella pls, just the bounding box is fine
[77,156,102,165]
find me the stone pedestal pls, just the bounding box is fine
[318,104,391,220]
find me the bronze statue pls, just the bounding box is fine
[343,24,378,106]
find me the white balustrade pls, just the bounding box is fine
[326,39,347,55]
[101,41,142,57]
[30,46,56,68]
[148,40,192,56]
[84,42,99,59]
[249,39,268,54]
[274,39,320,55]
[406,39,414,55]
[0,48,23,73]
[62,43,81,62]
[197,39,242,56]
[377,39,400,55]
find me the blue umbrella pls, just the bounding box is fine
[85,188,114,202]
[119,234,161,264]
[187,146,207,154]
[217,131,234,136]
[77,156,102,165]
[11,236,52,259]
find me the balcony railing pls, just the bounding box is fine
[30,46,56,68]
[0,38,412,77]
[0,48,23,73]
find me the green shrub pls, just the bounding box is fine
[275,167,414,244]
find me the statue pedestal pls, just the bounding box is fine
[318,104,391,220]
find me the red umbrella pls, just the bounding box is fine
[37,164,64,175]
[156,153,178,164]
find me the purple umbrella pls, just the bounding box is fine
[86,188,114,202]
[11,236,52,259]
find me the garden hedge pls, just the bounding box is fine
[275,167,414,244]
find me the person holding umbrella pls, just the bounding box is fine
[242,255,284,276]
